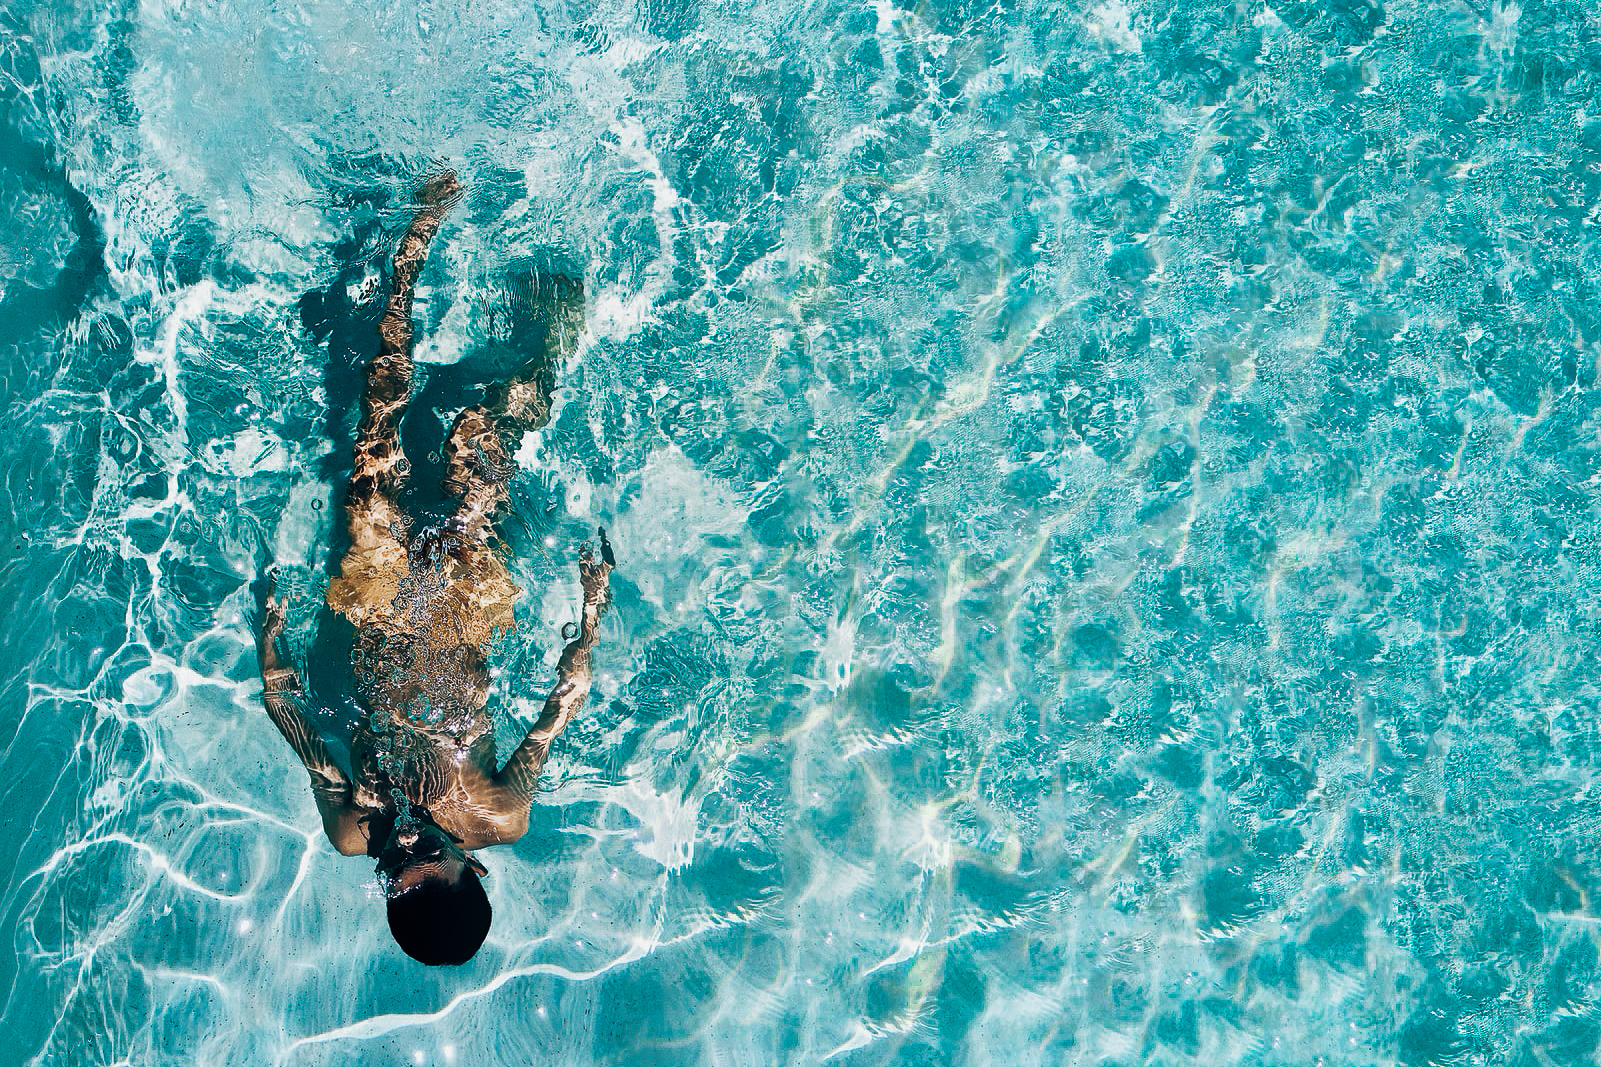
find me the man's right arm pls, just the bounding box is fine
[258,593,369,856]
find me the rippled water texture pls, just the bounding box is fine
[3,0,1601,1064]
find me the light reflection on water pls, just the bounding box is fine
[3,0,1601,1064]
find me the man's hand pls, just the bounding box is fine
[264,594,288,641]
[579,527,614,611]
[256,573,300,695]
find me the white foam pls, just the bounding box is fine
[604,776,699,871]
[1087,0,1142,54]
[202,427,288,478]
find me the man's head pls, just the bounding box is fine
[379,821,491,966]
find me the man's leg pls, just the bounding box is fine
[329,172,463,618]
[439,270,584,557]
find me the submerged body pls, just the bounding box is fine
[256,171,611,963]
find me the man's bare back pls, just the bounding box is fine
[255,171,612,966]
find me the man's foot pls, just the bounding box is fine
[541,270,586,361]
[416,168,464,209]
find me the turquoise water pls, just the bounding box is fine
[3,0,1600,1063]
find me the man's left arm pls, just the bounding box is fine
[481,531,615,839]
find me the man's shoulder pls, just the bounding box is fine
[451,801,530,851]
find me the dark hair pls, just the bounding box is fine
[386,866,492,966]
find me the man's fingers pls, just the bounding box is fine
[265,595,290,631]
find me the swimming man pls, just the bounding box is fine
[255,170,612,966]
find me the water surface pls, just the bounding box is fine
[3,1,1600,1064]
